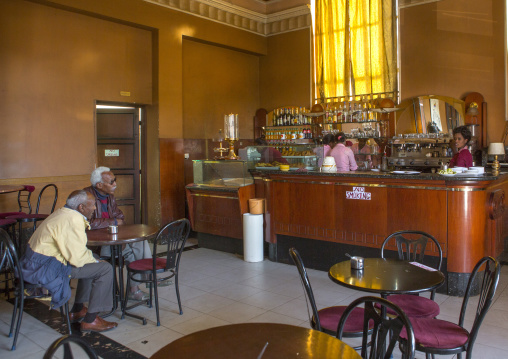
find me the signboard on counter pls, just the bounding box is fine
[105,149,119,157]
[346,187,371,200]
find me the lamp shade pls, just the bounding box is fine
[488,142,505,155]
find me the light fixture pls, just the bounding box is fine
[488,142,505,174]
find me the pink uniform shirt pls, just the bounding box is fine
[329,143,358,171]
[449,147,473,168]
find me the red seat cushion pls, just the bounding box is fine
[381,294,440,318]
[0,219,16,226]
[318,306,368,333]
[0,212,25,219]
[400,318,469,349]
[128,258,167,271]
[7,213,49,220]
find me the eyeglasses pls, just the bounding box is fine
[104,177,116,185]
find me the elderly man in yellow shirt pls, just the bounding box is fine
[20,190,117,333]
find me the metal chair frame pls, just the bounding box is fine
[381,230,442,301]
[0,228,71,351]
[43,334,98,359]
[122,219,190,326]
[406,256,500,359]
[289,247,365,345]
[337,296,416,359]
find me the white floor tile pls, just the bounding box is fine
[1,248,508,359]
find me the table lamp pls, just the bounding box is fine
[488,142,505,173]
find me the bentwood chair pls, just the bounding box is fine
[0,229,71,351]
[0,185,35,219]
[399,256,500,359]
[338,296,415,359]
[122,219,190,326]
[44,334,98,359]
[7,184,58,255]
[380,230,443,319]
[289,248,368,348]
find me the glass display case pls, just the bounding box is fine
[192,160,254,187]
[244,145,318,170]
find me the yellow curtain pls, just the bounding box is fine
[314,0,396,100]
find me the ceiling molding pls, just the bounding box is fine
[144,0,311,36]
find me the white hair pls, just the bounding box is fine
[66,190,89,210]
[91,166,110,187]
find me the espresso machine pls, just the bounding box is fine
[387,134,452,171]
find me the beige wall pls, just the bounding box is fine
[0,0,152,179]
[1,0,506,224]
[182,39,260,139]
[260,29,312,111]
[400,0,506,143]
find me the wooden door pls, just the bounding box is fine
[96,107,141,224]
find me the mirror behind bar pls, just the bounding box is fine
[395,95,465,135]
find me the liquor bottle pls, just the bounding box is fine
[333,106,338,124]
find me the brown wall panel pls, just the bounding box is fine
[118,204,135,225]
[114,175,135,200]
[400,0,505,144]
[97,145,135,169]
[0,0,152,179]
[260,29,312,111]
[160,139,186,224]
[97,114,136,139]
[182,39,260,140]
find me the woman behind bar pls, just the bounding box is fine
[314,133,335,167]
[449,125,473,168]
[329,132,358,171]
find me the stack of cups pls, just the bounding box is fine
[321,156,337,172]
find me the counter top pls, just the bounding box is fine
[251,169,507,181]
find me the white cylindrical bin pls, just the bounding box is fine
[243,213,264,262]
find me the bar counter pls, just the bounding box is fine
[255,169,508,295]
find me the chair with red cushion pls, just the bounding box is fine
[0,185,35,219]
[122,219,190,326]
[289,248,369,348]
[338,296,415,359]
[7,184,58,255]
[399,256,500,359]
[379,230,443,319]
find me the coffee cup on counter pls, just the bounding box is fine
[108,225,118,234]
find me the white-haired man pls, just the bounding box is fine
[84,167,165,301]
[20,190,118,332]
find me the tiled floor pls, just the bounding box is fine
[2,247,508,358]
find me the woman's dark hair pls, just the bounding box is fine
[322,134,335,145]
[255,137,268,146]
[452,126,471,143]
[335,132,346,144]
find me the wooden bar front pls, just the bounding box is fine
[258,171,508,295]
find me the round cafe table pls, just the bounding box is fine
[87,224,158,321]
[150,323,361,359]
[328,257,445,296]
